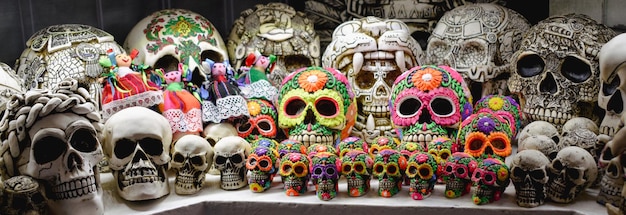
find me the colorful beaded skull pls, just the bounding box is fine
[398,142,425,161]
[473,95,523,137]
[237,99,278,142]
[337,136,369,158]
[369,135,399,158]
[458,111,513,161]
[428,137,454,183]
[471,158,510,205]
[246,146,279,193]
[310,152,341,200]
[278,66,357,147]
[341,150,374,197]
[372,149,407,197]
[250,138,279,151]
[443,152,478,198]
[307,143,337,158]
[277,139,307,159]
[390,65,472,146]
[406,152,438,200]
[279,153,310,196]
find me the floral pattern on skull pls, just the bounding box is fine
[279,153,310,196]
[310,152,340,200]
[474,95,523,137]
[246,146,279,193]
[406,152,438,200]
[458,111,513,161]
[372,149,407,197]
[443,152,478,198]
[369,135,399,158]
[337,136,368,158]
[428,137,454,183]
[341,150,374,197]
[237,99,278,142]
[277,139,307,159]
[471,158,510,205]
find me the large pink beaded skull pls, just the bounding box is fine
[390,65,472,146]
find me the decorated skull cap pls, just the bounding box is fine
[457,111,513,160]
[474,95,523,137]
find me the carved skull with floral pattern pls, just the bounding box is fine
[390,65,473,146]
[341,150,374,197]
[237,99,278,142]
[406,152,438,200]
[471,158,510,205]
[277,139,307,159]
[457,111,513,161]
[278,66,357,147]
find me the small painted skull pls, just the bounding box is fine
[337,136,369,158]
[372,149,407,197]
[246,146,279,193]
[510,149,551,208]
[368,135,398,158]
[277,139,307,159]
[443,152,478,198]
[341,150,374,197]
[471,158,510,205]
[310,152,341,200]
[458,111,513,161]
[406,152,438,200]
[237,99,278,142]
[428,137,454,183]
[279,153,311,196]
[473,95,523,138]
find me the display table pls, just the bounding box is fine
[101,170,607,215]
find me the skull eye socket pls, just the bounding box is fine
[566,168,580,179]
[469,139,485,151]
[237,122,252,133]
[490,138,507,150]
[561,56,591,83]
[517,54,544,77]
[313,166,323,176]
[483,172,496,185]
[354,163,365,173]
[512,168,525,178]
[387,164,398,175]
[293,163,307,177]
[153,55,179,73]
[440,151,450,160]
[427,40,450,59]
[33,136,67,164]
[257,119,274,132]
[326,167,336,176]
[430,97,455,117]
[69,128,97,152]
[407,165,418,176]
[356,70,375,89]
[385,69,403,87]
[456,166,466,176]
[173,153,184,163]
[259,160,270,168]
[552,160,563,171]
[114,138,135,159]
[603,76,620,96]
[215,156,227,165]
[190,156,204,165]
[342,164,352,174]
[445,164,454,173]
[285,98,306,116]
[397,96,422,118]
[315,98,338,117]
[418,166,433,179]
[231,154,243,164]
[138,138,164,156]
[281,163,292,173]
[530,169,546,180]
[282,55,312,72]
[458,41,486,64]
[374,164,384,174]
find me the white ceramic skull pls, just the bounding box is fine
[562,117,599,135]
[599,33,626,140]
[203,122,238,175]
[509,149,551,208]
[560,128,599,160]
[170,134,213,195]
[516,120,560,146]
[427,3,530,99]
[228,2,320,87]
[125,8,228,74]
[518,135,560,161]
[213,136,251,190]
[508,14,616,128]
[0,79,104,215]
[322,16,424,139]
[598,154,624,207]
[0,62,24,114]
[547,146,598,203]
[1,175,47,215]
[15,24,125,108]
[103,106,172,201]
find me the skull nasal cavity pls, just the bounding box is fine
[304,109,316,124]
[67,152,83,171]
[607,90,624,113]
[132,150,149,163]
[540,72,557,94]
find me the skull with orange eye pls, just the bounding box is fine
[428,137,454,183]
[246,146,279,193]
[279,153,310,196]
[443,152,478,198]
[337,136,369,158]
[237,99,278,142]
[406,152,438,200]
[341,150,374,197]
[372,149,407,197]
[369,135,398,158]
[471,158,510,205]
[458,112,513,161]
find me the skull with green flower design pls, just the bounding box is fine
[406,152,438,200]
[310,152,341,201]
[369,135,399,158]
[390,65,472,147]
[373,149,407,197]
[279,153,310,196]
[428,137,454,183]
[341,150,374,197]
[443,152,478,198]
[471,158,510,205]
[278,66,357,147]
[337,136,369,158]
[473,95,523,138]
[246,146,279,193]
[457,111,513,161]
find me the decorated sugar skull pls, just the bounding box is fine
[0,62,24,114]
[322,16,424,140]
[250,138,279,151]
[125,8,228,75]
[406,152,438,200]
[103,106,172,201]
[237,99,278,142]
[279,153,311,196]
[508,14,616,127]
[213,136,251,190]
[246,146,279,193]
[228,2,320,87]
[307,143,337,158]
[474,95,523,137]
[471,158,510,205]
[170,135,213,195]
[278,66,357,147]
[547,146,598,203]
[0,79,104,214]
[510,149,551,208]
[372,149,407,197]
[390,65,472,146]
[519,135,560,160]
[341,150,374,197]
[398,142,425,161]
[277,139,307,158]
[443,152,478,198]
[1,175,47,215]
[309,152,340,200]
[458,111,513,161]
[428,137,454,183]
[15,24,125,108]
[337,136,368,158]
[599,33,626,140]
[369,135,398,158]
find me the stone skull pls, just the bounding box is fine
[170,134,213,195]
[0,62,24,114]
[546,146,597,203]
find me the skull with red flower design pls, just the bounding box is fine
[471,158,510,205]
[310,152,341,200]
[458,111,513,161]
[341,150,373,197]
[443,152,478,198]
[406,152,438,200]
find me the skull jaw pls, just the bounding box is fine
[283,177,308,196]
[41,167,104,215]
[248,171,272,193]
[315,180,338,201]
[546,176,584,204]
[409,180,435,200]
[113,167,169,201]
[47,192,104,215]
[600,113,623,138]
[472,184,498,205]
[445,178,471,198]
[598,174,625,207]
[378,178,401,197]
[174,171,205,195]
[513,182,546,208]
[219,167,247,190]
[346,176,370,197]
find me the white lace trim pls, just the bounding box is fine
[162,108,203,133]
[102,91,163,120]
[202,95,249,123]
[239,80,278,101]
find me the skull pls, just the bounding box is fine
[458,111,513,161]
[250,138,279,151]
[599,33,626,139]
[213,136,251,190]
[519,135,560,161]
[560,128,599,162]
[15,24,125,108]
[277,66,357,147]
[341,150,373,197]
[471,158,510,205]
[426,3,530,100]
[372,149,407,197]
[510,149,551,208]
[310,152,340,200]
[369,135,398,158]
[563,117,599,135]
[103,106,172,201]
[547,146,598,203]
[228,2,320,87]
[428,137,454,183]
[322,16,424,140]
[443,152,478,198]
[246,146,279,193]
[279,152,310,196]
[473,95,523,137]
[307,143,337,158]
[236,99,278,142]
[277,139,307,158]
[390,65,473,146]
[508,14,617,128]
[202,122,237,175]
[125,9,228,75]
[0,62,24,114]
[1,175,47,215]
[170,134,213,195]
[337,136,368,158]
[406,152,438,200]
[0,79,104,215]
[516,120,560,146]
[399,142,425,161]
[598,154,624,207]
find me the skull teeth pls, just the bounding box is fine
[402,133,444,147]
[546,177,575,203]
[523,108,572,126]
[284,179,304,189]
[410,181,432,195]
[290,134,335,147]
[347,178,366,189]
[249,171,270,183]
[598,175,624,206]
[474,186,494,199]
[445,179,467,194]
[379,179,396,191]
[52,175,97,200]
[363,104,390,118]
